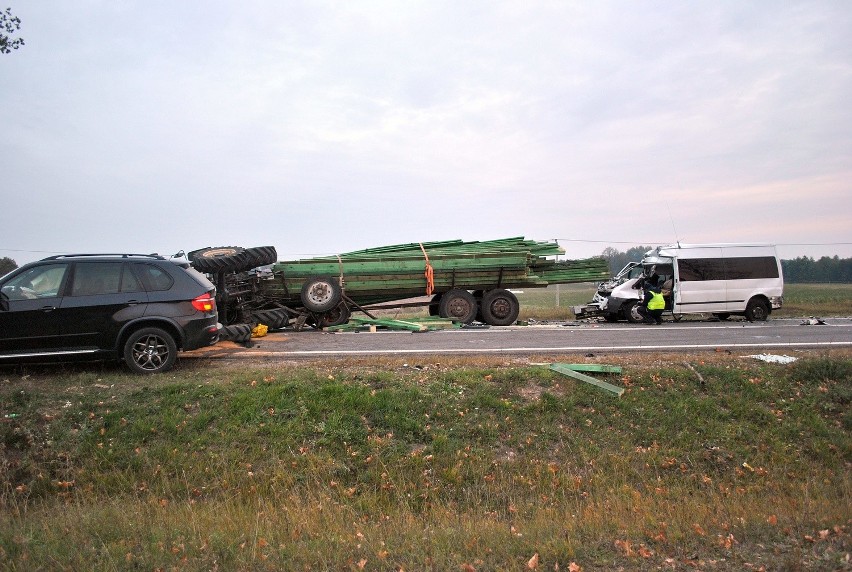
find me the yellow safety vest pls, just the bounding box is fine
[647,290,665,310]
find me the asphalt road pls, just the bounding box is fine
[232,317,852,358]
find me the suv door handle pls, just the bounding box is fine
[127,300,141,305]
[40,305,56,312]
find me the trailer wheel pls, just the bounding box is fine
[439,289,478,324]
[318,303,351,328]
[745,298,769,321]
[623,300,645,323]
[300,276,343,313]
[428,294,442,316]
[480,289,520,326]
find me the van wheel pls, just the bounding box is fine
[623,301,644,323]
[124,327,177,374]
[745,299,769,321]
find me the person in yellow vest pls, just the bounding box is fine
[641,274,666,325]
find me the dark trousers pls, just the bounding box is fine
[640,306,664,324]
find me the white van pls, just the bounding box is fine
[604,244,784,322]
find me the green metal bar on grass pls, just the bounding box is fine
[549,363,625,397]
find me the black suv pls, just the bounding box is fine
[0,254,220,373]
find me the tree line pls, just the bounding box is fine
[598,248,852,284]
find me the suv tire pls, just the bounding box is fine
[124,327,178,374]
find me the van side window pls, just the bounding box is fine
[678,259,726,281]
[679,257,779,281]
[724,257,779,280]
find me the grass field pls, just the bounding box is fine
[1,351,850,570]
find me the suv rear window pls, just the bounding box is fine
[134,263,175,291]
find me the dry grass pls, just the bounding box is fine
[1,350,850,570]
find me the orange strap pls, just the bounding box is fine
[419,242,434,296]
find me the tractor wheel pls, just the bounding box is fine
[250,308,290,330]
[243,246,277,268]
[220,323,253,344]
[189,246,251,274]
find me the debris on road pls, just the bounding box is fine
[746,353,798,364]
[800,317,827,325]
[326,316,461,333]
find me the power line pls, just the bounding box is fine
[554,239,852,247]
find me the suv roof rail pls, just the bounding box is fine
[41,253,166,261]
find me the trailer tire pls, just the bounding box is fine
[300,276,343,313]
[480,288,520,326]
[623,300,645,324]
[428,294,442,316]
[318,303,351,328]
[439,289,478,324]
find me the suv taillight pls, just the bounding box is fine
[192,293,216,313]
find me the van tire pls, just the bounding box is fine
[745,299,769,321]
[623,301,644,323]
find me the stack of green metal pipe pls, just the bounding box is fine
[261,237,609,304]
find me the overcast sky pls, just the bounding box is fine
[2,1,850,266]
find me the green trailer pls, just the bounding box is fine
[187,237,610,340]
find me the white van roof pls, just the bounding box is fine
[645,243,778,261]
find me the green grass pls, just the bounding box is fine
[775,283,852,317]
[1,353,850,570]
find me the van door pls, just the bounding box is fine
[673,248,727,314]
